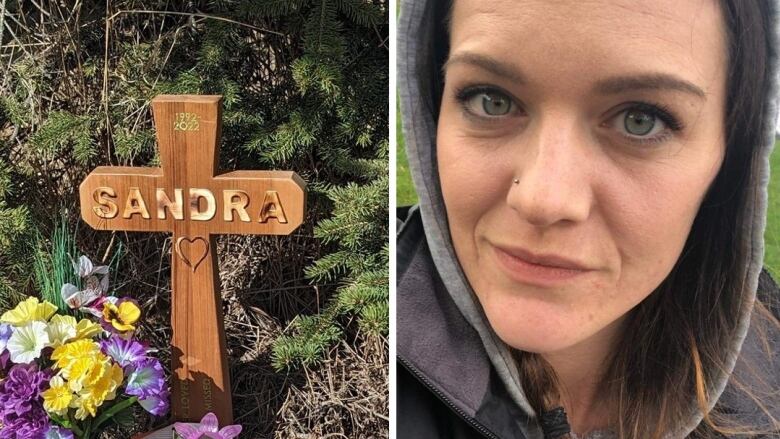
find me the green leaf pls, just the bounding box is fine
[112,405,136,428]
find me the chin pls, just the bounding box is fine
[478,293,597,355]
[492,323,581,355]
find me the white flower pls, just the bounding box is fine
[46,314,77,348]
[72,255,109,278]
[7,321,50,364]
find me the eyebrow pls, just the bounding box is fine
[443,52,707,100]
[443,53,527,84]
[595,74,706,100]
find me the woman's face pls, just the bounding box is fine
[438,0,728,354]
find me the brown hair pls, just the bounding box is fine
[432,0,780,437]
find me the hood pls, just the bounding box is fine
[397,0,780,437]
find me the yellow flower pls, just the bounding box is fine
[102,301,140,332]
[51,339,122,398]
[81,357,109,387]
[46,315,77,348]
[64,357,93,390]
[52,338,123,402]
[42,376,72,416]
[74,318,102,340]
[1,297,57,326]
[87,362,123,402]
[70,362,123,419]
[52,339,101,371]
[71,394,99,420]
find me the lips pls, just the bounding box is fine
[492,244,593,285]
[495,245,591,271]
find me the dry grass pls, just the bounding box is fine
[274,338,388,439]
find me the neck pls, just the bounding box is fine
[540,316,626,434]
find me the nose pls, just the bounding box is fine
[507,115,593,228]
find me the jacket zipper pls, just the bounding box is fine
[398,355,503,439]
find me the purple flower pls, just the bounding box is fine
[0,323,13,353]
[100,334,148,368]
[44,426,74,439]
[138,388,170,417]
[1,413,50,439]
[174,413,242,439]
[0,363,51,438]
[125,358,165,398]
[0,351,10,370]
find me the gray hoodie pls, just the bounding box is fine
[397,0,780,437]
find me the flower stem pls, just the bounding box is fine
[52,415,84,437]
[57,413,84,437]
[91,396,139,431]
[82,418,92,439]
[70,424,84,437]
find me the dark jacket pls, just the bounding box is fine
[398,205,537,439]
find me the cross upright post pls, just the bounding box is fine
[79,95,306,425]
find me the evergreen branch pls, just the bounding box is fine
[106,10,285,36]
[335,0,382,27]
[246,0,311,17]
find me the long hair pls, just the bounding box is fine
[429,0,780,437]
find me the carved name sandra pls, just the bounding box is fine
[91,187,288,223]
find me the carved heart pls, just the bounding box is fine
[175,237,209,272]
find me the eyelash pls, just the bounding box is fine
[617,101,683,146]
[454,85,521,119]
[452,85,685,146]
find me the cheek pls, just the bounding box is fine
[437,126,519,265]
[609,157,721,292]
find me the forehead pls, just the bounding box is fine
[448,0,727,96]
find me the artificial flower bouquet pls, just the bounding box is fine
[0,256,169,438]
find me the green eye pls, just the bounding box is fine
[624,109,656,136]
[481,92,512,116]
[456,87,518,119]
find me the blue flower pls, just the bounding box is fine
[100,335,148,368]
[125,358,165,398]
[44,426,74,439]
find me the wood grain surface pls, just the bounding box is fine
[79,95,306,426]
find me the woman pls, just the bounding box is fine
[397,0,780,438]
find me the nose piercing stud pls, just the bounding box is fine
[513,178,520,184]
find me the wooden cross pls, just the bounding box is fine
[79,95,306,425]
